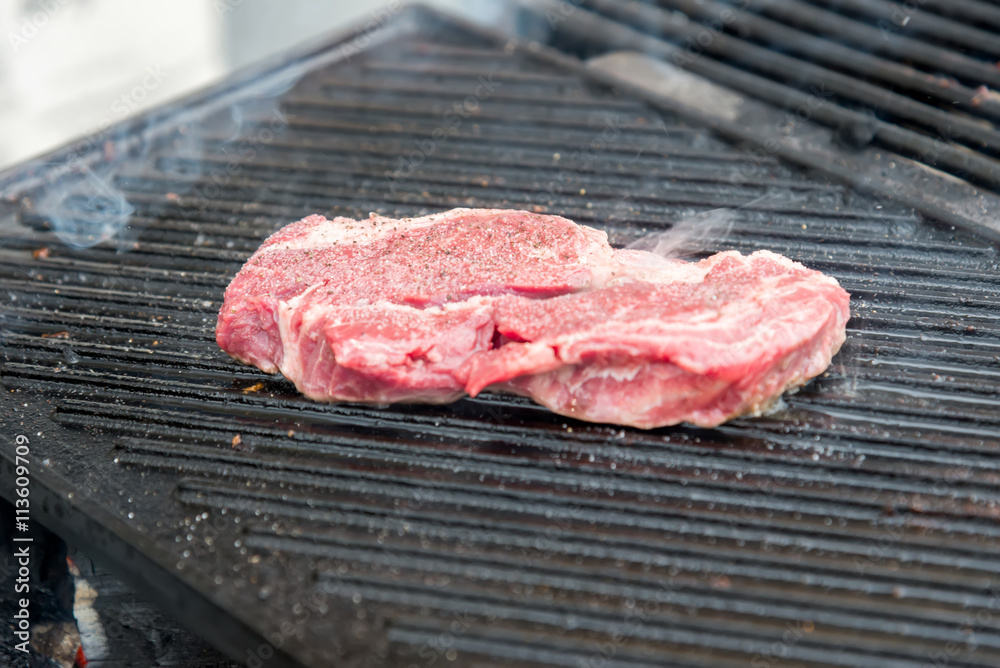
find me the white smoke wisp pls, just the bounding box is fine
[625,192,809,258]
[625,207,738,259]
[36,162,136,251]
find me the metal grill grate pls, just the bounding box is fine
[2,7,1000,668]
[558,0,1000,190]
[524,0,1000,241]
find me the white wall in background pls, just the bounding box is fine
[222,0,511,70]
[0,0,518,170]
[0,0,225,168]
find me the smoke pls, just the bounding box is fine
[626,192,810,258]
[31,94,168,252]
[32,113,197,252]
[35,159,137,252]
[26,0,442,253]
[30,56,305,251]
[153,110,208,186]
[626,207,737,258]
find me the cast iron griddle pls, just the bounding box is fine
[2,7,1000,668]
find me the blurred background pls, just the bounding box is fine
[0,0,508,170]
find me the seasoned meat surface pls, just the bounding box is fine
[217,208,849,428]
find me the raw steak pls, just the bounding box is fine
[217,208,849,428]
